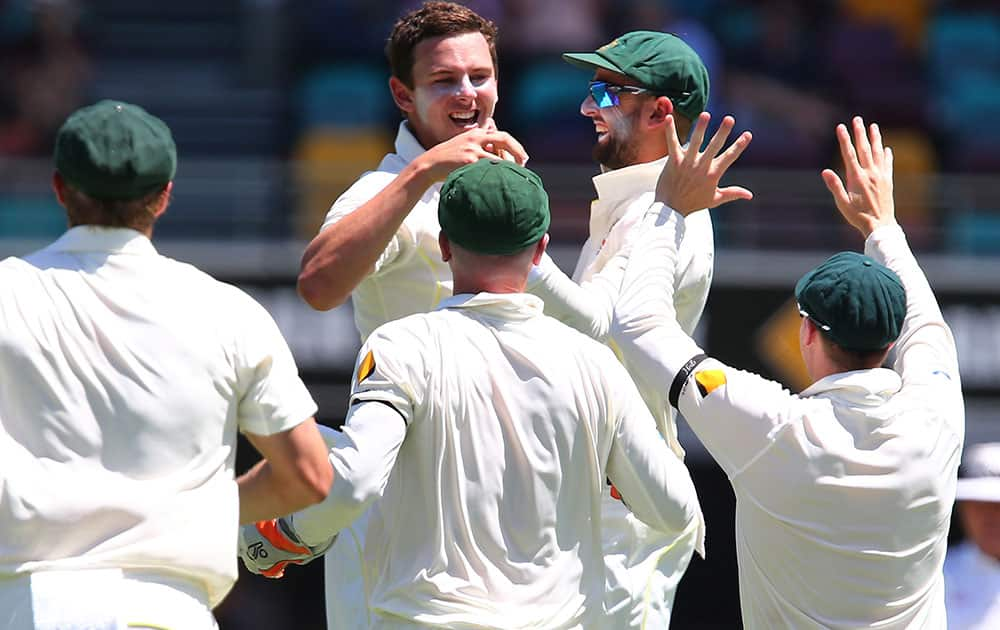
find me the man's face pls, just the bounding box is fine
[579,68,649,170]
[399,31,498,149]
[959,500,1000,561]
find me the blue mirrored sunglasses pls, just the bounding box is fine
[587,80,652,108]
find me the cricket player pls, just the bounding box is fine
[247,158,702,628]
[613,114,964,628]
[524,32,750,628]
[292,4,528,626]
[0,100,332,629]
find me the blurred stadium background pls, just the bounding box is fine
[2,0,999,627]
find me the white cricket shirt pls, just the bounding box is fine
[297,292,700,628]
[321,122,452,341]
[0,226,317,607]
[576,157,714,335]
[528,158,711,628]
[529,156,713,454]
[615,215,965,629]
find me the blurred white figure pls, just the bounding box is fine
[945,442,1000,629]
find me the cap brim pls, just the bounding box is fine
[957,478,1000,502]
[561,52,624,75]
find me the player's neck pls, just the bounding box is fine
[452,274,527,296]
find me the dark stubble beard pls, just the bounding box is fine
[591,110,642,171]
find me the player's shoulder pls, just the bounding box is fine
[0,256,37,290]
[334,159,403,207]
[321,167,402,229]
[367,310,441,346]
[346,168,399,196]
[0,255,32,273]
[155,256,270,315]
[538,312,620,361]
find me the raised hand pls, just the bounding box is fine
[482,117,521,163]
[415,123,528,183]
[821,116,896,238]
[655,112,753,215]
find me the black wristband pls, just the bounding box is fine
[668,353,708,408]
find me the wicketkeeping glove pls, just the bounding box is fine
[239,516,337,578]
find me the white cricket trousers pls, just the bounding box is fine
[0,568,218,630]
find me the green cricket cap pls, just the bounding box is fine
[795,251,906,352]
[54,100,177,200]
[563,30,709,120]
[438,159,550,255]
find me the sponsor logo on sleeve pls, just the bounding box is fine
[694,369,727,397]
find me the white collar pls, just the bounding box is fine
[47,226,158,256]
[590,157,666,237]
[438,292,545,321]
[394,121,427,165]
[800,368,902,405]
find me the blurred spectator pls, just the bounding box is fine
[945,443,1000,629]
[716,0,837,168]
[0,0,90,156]
[285,0,400,70]
[841,0,929,51]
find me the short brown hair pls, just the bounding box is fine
[63,183,169,233]
[385,1,498,88]
[818,330,891,372]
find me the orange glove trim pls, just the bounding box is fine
[256,519,311,555]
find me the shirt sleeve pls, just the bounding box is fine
[289,403,408,547]
[526,199,666,341]
[234,294,318,437]
[611,207,803,477]
[603,357,701,539]
[287,322,425,545]
[347,324,426,425]
[320,172,406,277]
[526,252,618,341]
[673,209,715,336]
[864,225,964,432]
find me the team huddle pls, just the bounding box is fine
[0,2,965,629]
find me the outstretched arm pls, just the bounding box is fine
[239,406,406,578]
[526,250,628,341]
[822,117,962,414]
[529,114,751,340]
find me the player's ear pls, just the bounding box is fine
[800,316,819,348]
[532,234,549,265]
[648,96,674,127]
[438,231,452,262]
[389,77,416,114]
[52,171,67,207]
[152,181,173,219]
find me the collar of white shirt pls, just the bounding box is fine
[47,226,157,255]
[438,292,545,321]
[800,367,902,405]
[590,156,667,238]
[395,121,427,165]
